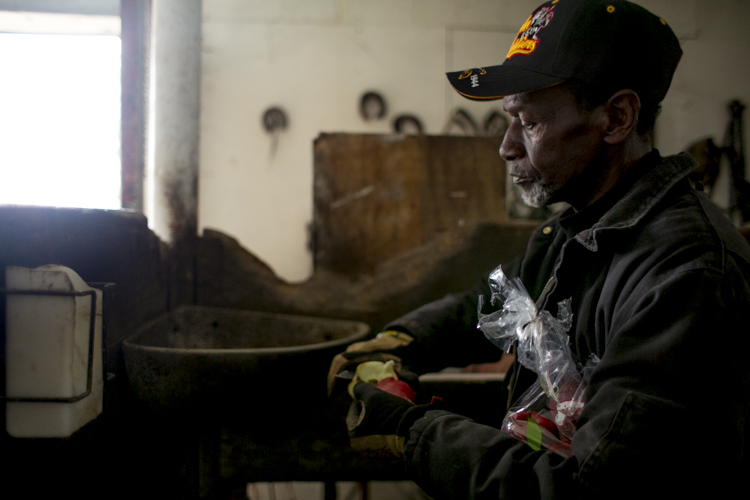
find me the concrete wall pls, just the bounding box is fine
[198,0,750,283]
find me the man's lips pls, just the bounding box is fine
[510,174,537,185]
[508,166,538,185]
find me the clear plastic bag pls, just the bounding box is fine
[477,265,599,457]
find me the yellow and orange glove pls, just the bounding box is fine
[327,330,414,395]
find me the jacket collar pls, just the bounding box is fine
[573,152,699,252]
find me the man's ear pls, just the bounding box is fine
[603,90,640,144]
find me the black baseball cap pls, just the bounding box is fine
[446,0,682,103]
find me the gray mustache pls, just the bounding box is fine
[508,166,539,181]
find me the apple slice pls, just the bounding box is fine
[347,360,400,398]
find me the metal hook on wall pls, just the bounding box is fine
[392,114,423,135]
[359,91,387,121]
[262,107,288,159]
[441,108,478,135]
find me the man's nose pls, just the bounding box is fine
[499,118,524,161]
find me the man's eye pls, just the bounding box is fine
[522,122,536,130]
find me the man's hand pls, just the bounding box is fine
[327,330,414,395]
[347,382,416,458]
[346,360,418,401]
[347,379,439,458]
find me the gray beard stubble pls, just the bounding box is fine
[520,182,555,208]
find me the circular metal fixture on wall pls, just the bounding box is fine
[392,114,423,135]
[359,91,387,121]
[262,107,288,133]
[442,108,478,135]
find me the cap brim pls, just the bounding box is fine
[446,64,565,101]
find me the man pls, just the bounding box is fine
[331,0,750,497]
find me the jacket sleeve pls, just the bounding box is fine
[383,255,523,374]
[403,410,578,499]
[399,263,750,499]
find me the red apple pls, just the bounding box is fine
[376,377,417,402]
[509,410,530,422]
[530,411,559,437]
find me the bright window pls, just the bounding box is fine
[0,32,121,209]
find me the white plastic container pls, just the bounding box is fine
[5,265,103,437]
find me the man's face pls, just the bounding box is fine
[500,84,607,209]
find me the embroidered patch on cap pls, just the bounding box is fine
[457,68,487,88]
[506,5,555,59]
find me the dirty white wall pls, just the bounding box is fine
[199,0,750,283]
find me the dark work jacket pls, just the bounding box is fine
[385,152,750,499]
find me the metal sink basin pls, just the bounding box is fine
[122,305,370,416]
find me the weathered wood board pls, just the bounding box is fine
[313,134,509,277]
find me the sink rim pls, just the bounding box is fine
[122,305,371,356]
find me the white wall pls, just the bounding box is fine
[199,0,750,282]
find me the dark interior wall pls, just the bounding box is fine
[0,205,170,363]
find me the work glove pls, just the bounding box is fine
[327,330,414,395]
[347,382,437,458]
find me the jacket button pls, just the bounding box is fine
[542,226,552,235]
